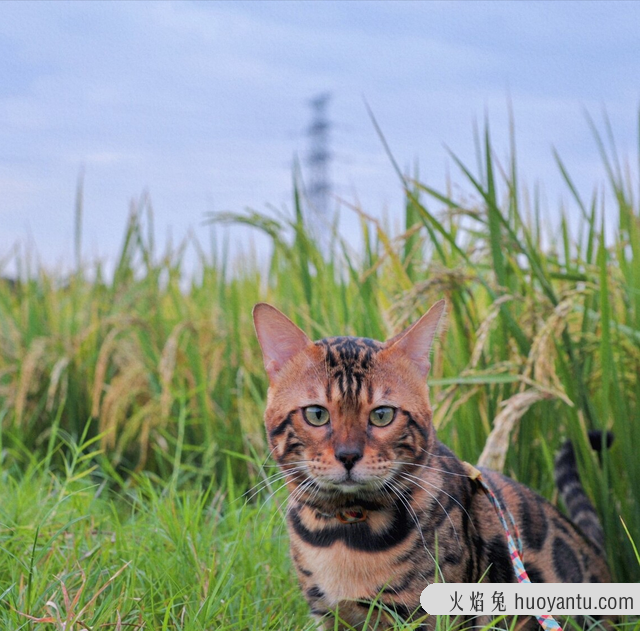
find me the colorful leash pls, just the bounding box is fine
[462,462,563,631]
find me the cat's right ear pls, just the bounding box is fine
[253,303,312,381]
[384,299,446,378]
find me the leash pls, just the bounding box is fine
[463,462,563,631]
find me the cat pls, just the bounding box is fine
[252,300,612,630]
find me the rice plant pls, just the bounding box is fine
[0,113,638,630]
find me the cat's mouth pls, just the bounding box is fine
[305,464,395,497]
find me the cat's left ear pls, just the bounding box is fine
[385,299,446,378]
[253,303,313,381]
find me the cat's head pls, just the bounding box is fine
[253,301,445,506]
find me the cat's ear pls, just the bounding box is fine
[385,299,446,377]
[253,303,313,381]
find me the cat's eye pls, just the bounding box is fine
[369,406,395,427]
[304,406,330,426]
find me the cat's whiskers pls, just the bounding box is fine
[378,478,441,586]
[286,478,318,519]
[411,452,473,477]
[242,445,295,499]
[244,462,306,494]
[271,474,317,541]
[284,479,311,514]
[418,447,465,460]
[398,472,462,549]
[254,475,306,546]
[249,460,311,482]
[251,444,280,479]
[307,476,326,510]
[261,461,309,469]
[379,479,428,549]
[242,448,309,548]
[227,445,280,506]
[245,466,307,504]
[263,458,313,467]
[271,478,315,546]
[253,473,308,549]
[258,472,305,511]
[397,468,477,533]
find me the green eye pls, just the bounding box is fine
[369,406,395,427]
[304,406,330,426]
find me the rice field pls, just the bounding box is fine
[0,117,638,629]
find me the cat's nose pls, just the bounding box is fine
[335,449,362,471]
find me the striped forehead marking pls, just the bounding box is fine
[315,336,384,404]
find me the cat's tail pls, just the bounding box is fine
[554,430,613,552]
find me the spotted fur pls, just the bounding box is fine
[253,302,612,630]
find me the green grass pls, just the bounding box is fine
[0,428,433,630]
[0,429,311,630]
[1,112,639,628]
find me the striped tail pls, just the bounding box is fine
[554,430,613,551]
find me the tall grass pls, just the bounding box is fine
[0,114,638,597]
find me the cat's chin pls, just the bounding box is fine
[332,481,361,494]
[294,477,397,512]
[317,480,362,493]
[317,478,382,497]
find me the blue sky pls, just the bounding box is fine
[1,1,638,274]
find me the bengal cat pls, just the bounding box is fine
[253,301,612,630]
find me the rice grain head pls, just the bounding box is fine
[477,388,553,471]
[99,363,148,449]
[524,293,580,395]
[15,337,48,426]
[469,294,514,368]
[46,356,70,412]
[91,326,128,419]
[159,321,194,421]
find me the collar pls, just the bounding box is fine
[335,507,368,524]
[316,506,369,524]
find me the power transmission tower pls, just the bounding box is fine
[306,93,332,241]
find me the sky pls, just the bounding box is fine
[1,1,639,276]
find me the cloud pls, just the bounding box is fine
[0,1,638,275]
